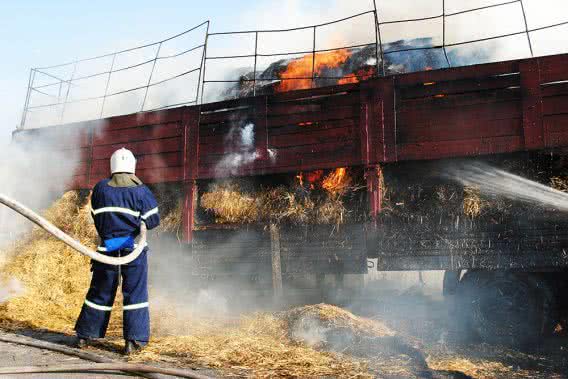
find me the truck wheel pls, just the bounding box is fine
[458,270,552,348]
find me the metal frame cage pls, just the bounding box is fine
[20,0,568,129]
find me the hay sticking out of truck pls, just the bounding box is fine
[199,171,359,226]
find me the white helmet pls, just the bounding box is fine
[110,148,136,174]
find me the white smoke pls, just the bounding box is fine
[0,278,23,304]
[215,122,259,176]
[0,133,81,248]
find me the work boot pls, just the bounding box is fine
[124,340,144,355]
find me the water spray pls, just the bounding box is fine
[448,163,568,212]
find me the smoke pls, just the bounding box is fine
[0,278,23,303]
[0,132,81,248]
[448,162,568,212]
[215,121,259,176]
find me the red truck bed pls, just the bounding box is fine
[13,53,568,243]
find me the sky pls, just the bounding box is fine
[0,0,567,142]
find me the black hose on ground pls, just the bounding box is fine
[0,332,214,379]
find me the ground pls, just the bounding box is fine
[0,337,137,378]
[0,280,567,378]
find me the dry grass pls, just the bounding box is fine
[284,304,395,341]
[200,183,258,223]
[200,182,352,226]
[463,186,487,218]
[157,200,183,235]
[427,354,533,379]
[551,176,568,193]
[136,312,375,378]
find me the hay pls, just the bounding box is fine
[427,354,532,378]
[551,176,568,192]
[136,312,375,378]
[201,182,354,226]
[158,200,182,235]
[463,186,486,218]
[200,183,258,223]
[284,304,395,343]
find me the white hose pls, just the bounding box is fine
[0,193,147,266]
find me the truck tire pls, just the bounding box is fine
[457,270,554,348]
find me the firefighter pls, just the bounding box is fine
[75,147,160,355]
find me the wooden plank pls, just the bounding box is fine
[200,140,357,165]
[542,95,568,115]
[398,88,520,111]
[90,152,182,174]
[267,118,356,136]
[541,82,568,98]
[136,166,183,184]
[397,135,523,161]
[366,165,383,220]
[270,223,283,301]
[266,105,358,127]
[380,78,397,162]
[520,59,544,150]
[545,131,568,148]
[92,122,182,146]
[200,109,251,125]
[267,93,360,115]
[92,136,183,159]
[543,114,568,134]
[398,100,521,127]
[359,87,371,165]
[268,127,353,148]
[104,107,185,131]
[270,83,358,102]
[399,74,520,100]
[197,156,358,179]
[538,54,568,84]
[182,108,200,243]
[395,60,519,87]
[398,118,522,144]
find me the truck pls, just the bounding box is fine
[13,47,568,347]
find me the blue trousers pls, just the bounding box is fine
[75,251,149,342]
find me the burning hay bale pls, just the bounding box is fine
[200,168,360,226]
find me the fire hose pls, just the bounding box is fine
[0,193,146,266]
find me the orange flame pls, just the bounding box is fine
[296,170,324,189]
[277,49,352,92]
[322,167,351,195]
[338,67,376,85]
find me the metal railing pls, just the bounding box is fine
[201,10,378,101]
[20,1,568,128]
[200,0,568,103]
[21,21,209,129]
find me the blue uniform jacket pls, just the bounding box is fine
[91,179,160,265]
